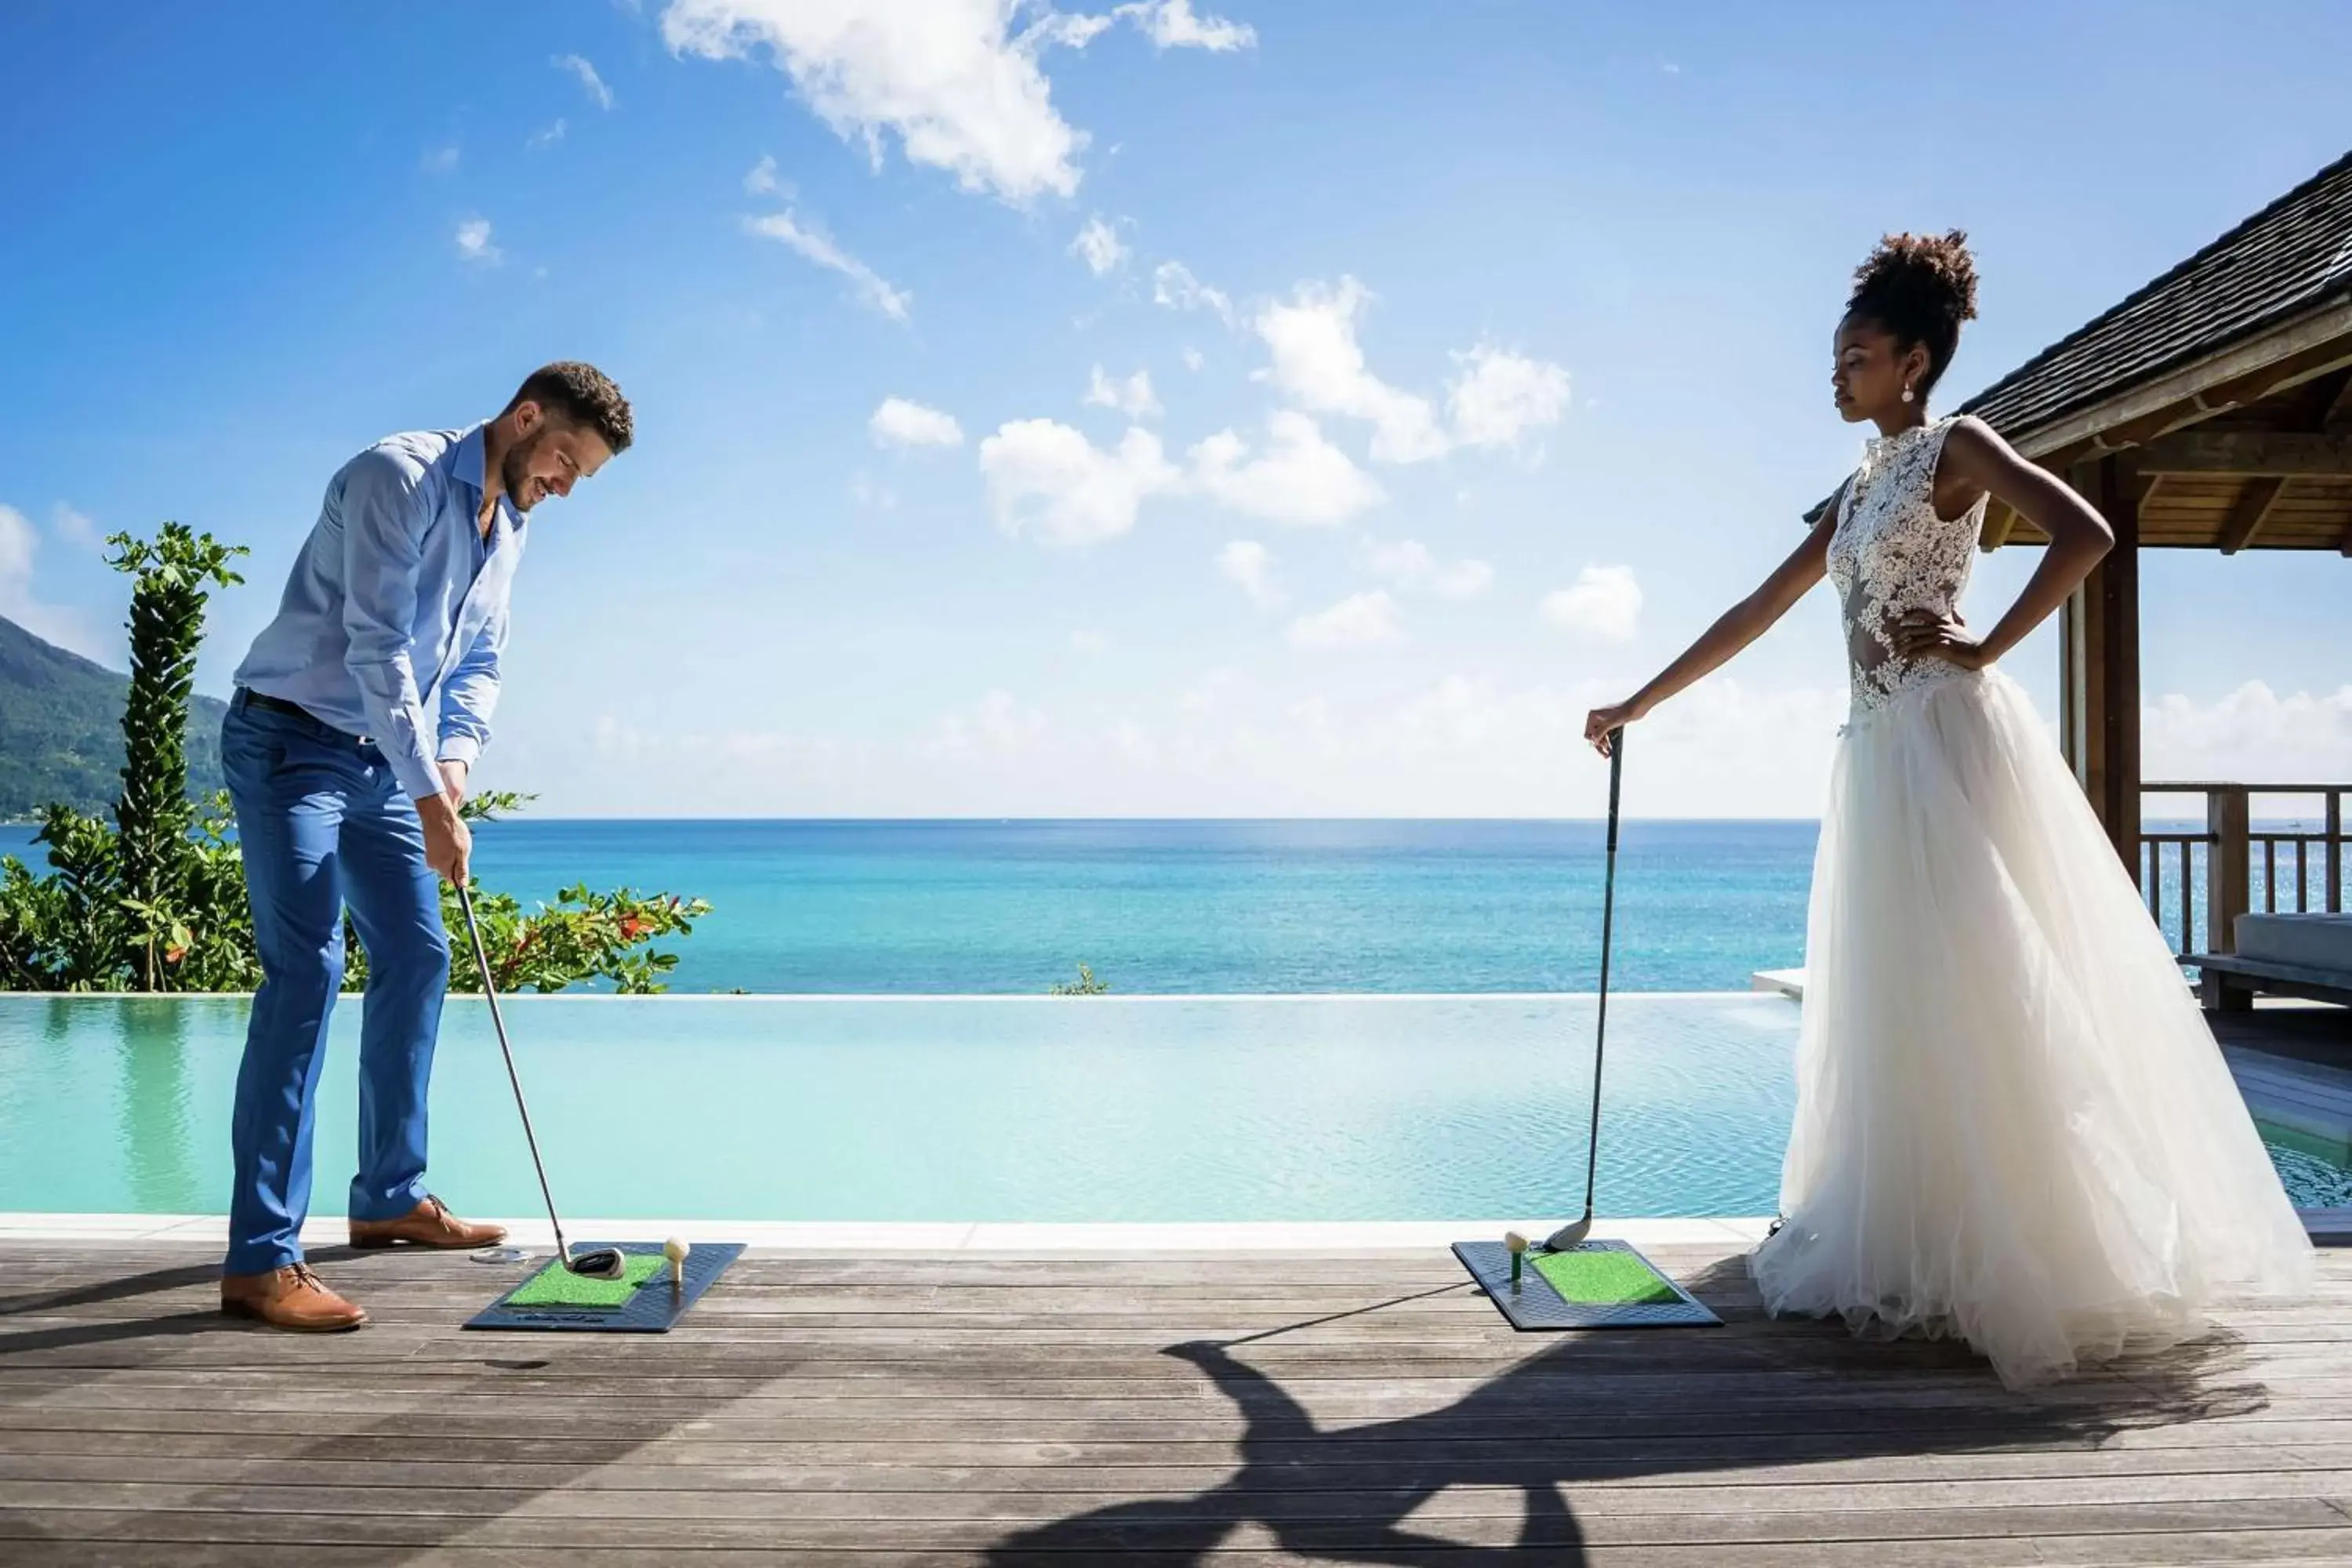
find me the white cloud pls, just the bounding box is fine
[554,668,1846,817]
[1288,589,1401,649]
[662,4,1250,205]
[1178,666,1235,713]
[743,210,910,319]
[421,143,460,174]
[1188,411,1383,526]
[1438,561,1495,599]
[529,118,568,149]
[1072,214,1128,275]
[869,396,965,448]
[1083,365,1160,419]
[1448,343,1570,454]
[978,419,1181,546]
[1152,260,1233,325]
[51,505,99,550]
[0,506,35,591]
[1250,280,1570,463]
[1108,717,1156,766]
[1541,564,1642,641]
[2144,682,2352,784]
[0,503,104,661]
[744,153,793,197]
[921,689,1047,762]
[1181,347,1204,372]
[1367,539,1493,600]
[662,0,1087,203]
[553,53,615,110]
[1340,673,1840,816]
[1253,278,1448,463]
[1216,540,1281,608]
[1070,629,1110,654]
[455,217,503,266]
[1116,0,1256,50]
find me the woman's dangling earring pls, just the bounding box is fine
[1900,382,1915,405]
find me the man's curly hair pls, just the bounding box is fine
[1846,230,1980,397]
[504,361,633,454]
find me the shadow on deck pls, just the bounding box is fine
[2,1237,2347,1565]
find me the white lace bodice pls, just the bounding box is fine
[1826,416,1987,714]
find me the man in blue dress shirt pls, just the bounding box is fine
[219,362,633,1331]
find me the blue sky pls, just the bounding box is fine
[2,0,2347,817]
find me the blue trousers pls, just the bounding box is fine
[221,692,449,1275]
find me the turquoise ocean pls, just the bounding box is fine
[1,818,1819,993]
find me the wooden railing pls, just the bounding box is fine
[2137,783,2347,962]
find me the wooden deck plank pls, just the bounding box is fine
[5,1238,2350,1563]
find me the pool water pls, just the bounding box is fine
[0,994,2339,1221]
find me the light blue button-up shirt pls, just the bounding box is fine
[234,424,524,804]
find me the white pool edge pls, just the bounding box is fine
[0,1212,1777,1250]
[5,1210,2348,1250]
[0,990,1798,1001]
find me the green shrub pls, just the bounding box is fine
[0,526,706,994]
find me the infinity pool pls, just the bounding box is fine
[0,994,2340,1220]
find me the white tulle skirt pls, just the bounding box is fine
[1749,667,2315,1388]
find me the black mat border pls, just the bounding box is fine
[1452,1238,1722,1330]
[463,1241,745,1333]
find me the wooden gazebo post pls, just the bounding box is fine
[2059,452,2143,881]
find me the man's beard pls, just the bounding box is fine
[500,435,546,512]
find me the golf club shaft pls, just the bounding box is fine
[1578,728,1624,1221]
[456,882,572,1262]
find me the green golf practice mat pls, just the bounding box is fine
[464,1241,744,1334]
[1451,1238,1721,1330]
[1530,1245,1682,1305]
[506,1252,668,1308]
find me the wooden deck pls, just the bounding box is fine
[5,1237,2352,1565]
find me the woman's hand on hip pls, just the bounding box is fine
[1894,609,1989,670]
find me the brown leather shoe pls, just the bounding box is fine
[349,1196,509,1250]
[220,1263,368,1332]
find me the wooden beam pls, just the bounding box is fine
[2325,372,2352,429]
[2009,302,2352,462]
[2073,454,2143,879]
[2136,429,2352,476]
[1979,501,2018,550]
[2218,475,2290,554]
[2201,786,2253,1009]
[2060,579,2088,786]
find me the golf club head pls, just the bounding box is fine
[565,1247,627,1280]
[1542,1214,1593,1252]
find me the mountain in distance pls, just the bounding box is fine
[0,613,229,820]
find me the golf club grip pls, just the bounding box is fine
[456,883,570,1259]
[1605,728,1623,852]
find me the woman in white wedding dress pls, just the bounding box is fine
[1588,231,2314,1388]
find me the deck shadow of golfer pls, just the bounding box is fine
[982,1256,2267,1565]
